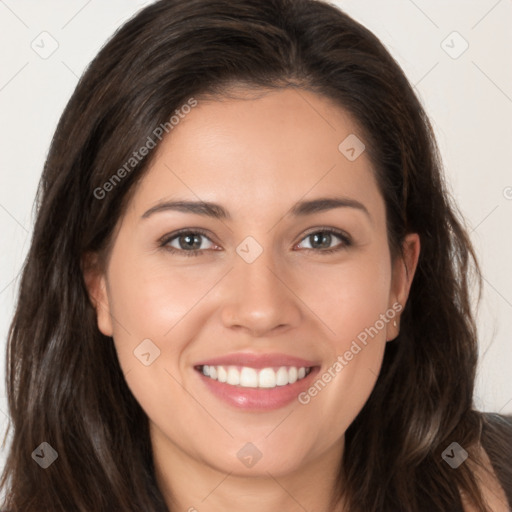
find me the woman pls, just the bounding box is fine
[1,0,511,510]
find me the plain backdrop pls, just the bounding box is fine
[0,0,511,477]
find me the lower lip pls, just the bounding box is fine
[196,367,320,411]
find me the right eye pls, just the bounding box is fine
[159,229,218,257]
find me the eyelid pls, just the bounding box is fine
[157,227,215,244]
[297,226,352,245]
[157,227,218,253]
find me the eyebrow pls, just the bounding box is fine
[141,197,371,222]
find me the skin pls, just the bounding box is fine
[84,87,422,512]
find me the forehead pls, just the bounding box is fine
[127,87,383,224]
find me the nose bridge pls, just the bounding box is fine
[220,235,301,334]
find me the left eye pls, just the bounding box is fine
[296,229,351,252]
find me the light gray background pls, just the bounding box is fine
[1,0,511,477]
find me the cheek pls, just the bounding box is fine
[295,252,391,429]
[105,257,209,435]
[295,247,392,341]
[107,251,215,339]
[105,251,229,404]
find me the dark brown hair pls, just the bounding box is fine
[1,0,511,510]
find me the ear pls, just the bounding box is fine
[386,233,421,341]
[81,251,114,337]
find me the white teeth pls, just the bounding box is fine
[240,367,258,387]
[276,367,289,386]
[200,365,312,389]
[217,366,227,383]
[227,367,240,385]
[258,368,276,388]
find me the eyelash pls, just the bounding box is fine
[158,227,352,257]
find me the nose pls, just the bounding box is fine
[219,244,302,337]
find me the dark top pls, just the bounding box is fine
[480,412,512,509]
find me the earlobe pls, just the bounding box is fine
[81,252,114,337]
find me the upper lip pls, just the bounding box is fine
[194,352,319,369]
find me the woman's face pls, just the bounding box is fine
[86,87,419,479]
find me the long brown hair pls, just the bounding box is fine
[1,1,510,510]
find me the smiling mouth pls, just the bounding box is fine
[195,364,313,389]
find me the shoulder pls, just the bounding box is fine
[461,442,509,512]
[462,413,512,512]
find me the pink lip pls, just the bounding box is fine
[193,352,321,411]
[196,366,320,411]
[194,352,319,370]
